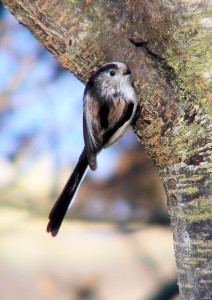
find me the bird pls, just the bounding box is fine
[47,61,137,236]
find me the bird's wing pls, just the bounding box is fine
[102,95,135,147]
[83,92,135,169]
[83,93,103,170]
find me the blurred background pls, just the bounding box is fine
[0,3,178,300]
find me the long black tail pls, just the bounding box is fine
[47,148,88,237]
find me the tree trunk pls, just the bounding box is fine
[2,0,211,298]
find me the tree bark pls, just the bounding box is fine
[2,0,211,298]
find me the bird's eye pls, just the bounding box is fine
[110,70,116,76]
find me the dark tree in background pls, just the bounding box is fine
[2,0,211,299]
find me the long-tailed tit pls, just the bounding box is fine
[47,62,137,236]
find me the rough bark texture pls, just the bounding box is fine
[2,0,211,299]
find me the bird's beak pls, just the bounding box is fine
[124,68,131,76]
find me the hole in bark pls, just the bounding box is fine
[186,154,204,166]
